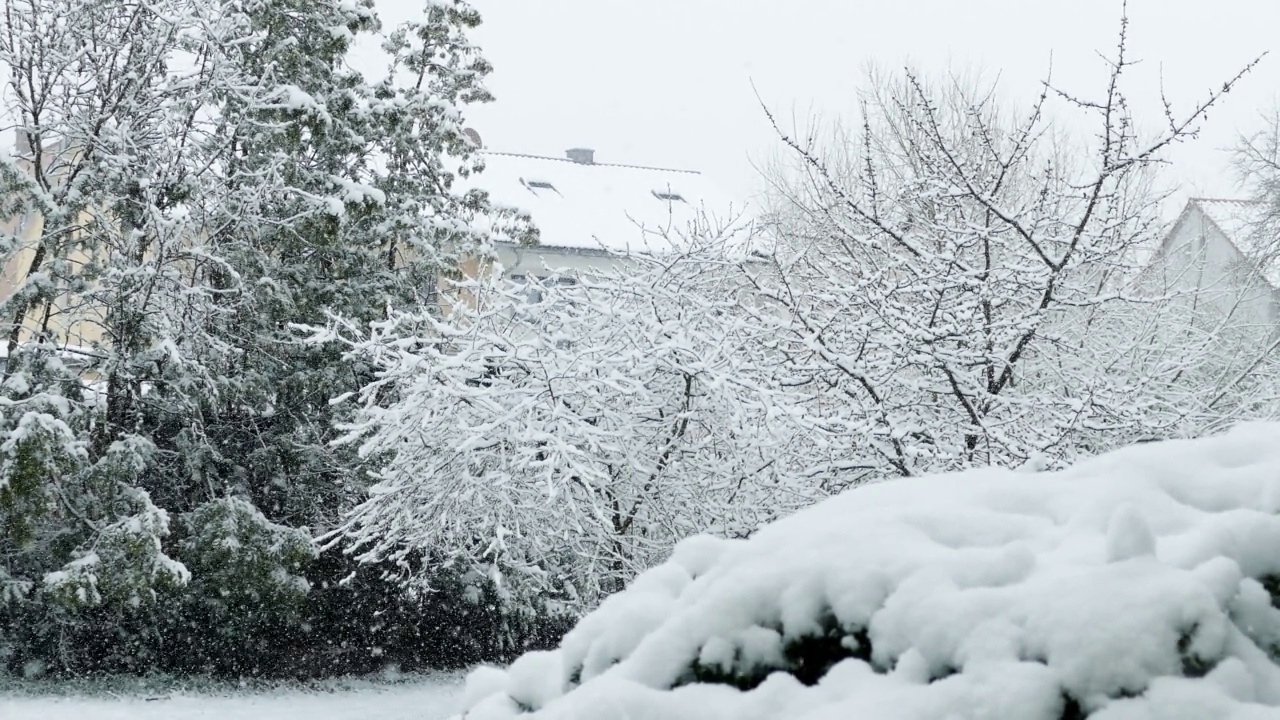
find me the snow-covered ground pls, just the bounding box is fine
[0,675,463,720]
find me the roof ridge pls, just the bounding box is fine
[1190,196,1259,204]
[480,150,702,175]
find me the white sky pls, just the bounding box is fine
[3,1,1273,217]
[361,0,1280,216]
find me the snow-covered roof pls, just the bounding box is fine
[0,341,103,365]
[461,423,1280,719]
[460,149,749,254]
[1188,197,1280,288]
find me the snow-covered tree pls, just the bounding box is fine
[0,0,210,614]
[0,0,522,673]
[1234,108,1280,230]
[751,22,1262,475]
[147,0,528,527]
[321,221,824,609]
[1081,272,1280,445]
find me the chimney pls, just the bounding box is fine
[566,147,595,164]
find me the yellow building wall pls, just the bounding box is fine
[0,204,107,351]
[1,135,500,356]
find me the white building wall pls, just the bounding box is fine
[1155,206,1278,328]
[493,243,635,279]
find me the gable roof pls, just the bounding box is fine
[460,149,750,255]
[1176,197,1280,289]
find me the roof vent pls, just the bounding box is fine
[566,147,595,164]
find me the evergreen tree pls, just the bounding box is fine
[0,0,525,675]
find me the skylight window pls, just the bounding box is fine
[521,178,560,195]
[652,189,686,202]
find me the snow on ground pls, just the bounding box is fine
[0,674,464,720]
[459,423,1280,719]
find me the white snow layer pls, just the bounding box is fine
[457,423,1280,719]
[1,676,463,720]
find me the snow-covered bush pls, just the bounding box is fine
[178,497,316,614]
[38,437,190,610]
[42,493,188,610]
[169,496,317,675]
[1,435,189,676]
[458,424,1280,719]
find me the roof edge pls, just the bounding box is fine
[1188,196,1260,204]
[1189,197,1280,292]
[480,150,702,176]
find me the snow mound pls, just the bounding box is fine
[456,424,1280,719]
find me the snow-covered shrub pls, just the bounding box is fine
[42,493,188,610]
[301,550,574,676]
[40,438,190,611]
[178,497,315,613]
[0,436,190,675]
[169,497,316,675]
[458,424,1280,719]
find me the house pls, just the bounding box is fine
[1142,197,1280,327]
[0,133,107,356]
[456,139,750,286]
[0,130,753,355]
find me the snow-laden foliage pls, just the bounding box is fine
[179,496,316,615]
[458,424,1280,720]
[42,484,189,610]
[172,496,316,675]
[153,0,531,526]
[318,15,1274,637]
[324,226,826,607]
[752,45,1263,477]
[0,0,199,615]
[0,0,524,675]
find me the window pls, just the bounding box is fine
[520,178,561,196]
[509,273,543,304]
[509,274,577,305]
[651,189,685,202]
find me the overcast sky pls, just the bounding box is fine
[362,0,1280,215]
[3,1,1271,216]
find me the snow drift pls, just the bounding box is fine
[456,423,1280,719]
